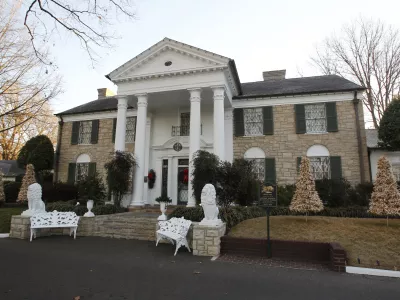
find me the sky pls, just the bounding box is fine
[44,0,400,114]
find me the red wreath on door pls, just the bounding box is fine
[183,168,188,184]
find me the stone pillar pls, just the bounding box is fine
[131,93,148,207]
[187,88,201,207]
[224,108,234,163]
[192,223,226,256]
[114,96,128,152]
[212,86,225,160]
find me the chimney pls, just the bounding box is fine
[97,88,115,99]
[262,70,286,81]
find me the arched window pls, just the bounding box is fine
[244,147,265,181]
[306,145,330,180]
[76,154,91,180]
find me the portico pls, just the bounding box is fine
[107,38,240,207]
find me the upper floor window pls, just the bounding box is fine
[125,117,136,143]
[305,104,327,133]
[234,107,273,137]
[71,120,99,145]
[78,121,92,144]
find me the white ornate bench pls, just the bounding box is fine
[156,217,192,256]
[30,211,80,242]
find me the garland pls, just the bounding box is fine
[148,169,156,189]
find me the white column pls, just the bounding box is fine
[224,108,234,163]
[131,93,148,206]
[187,88,201,207]
[142,117,152,205]
[212,86,225,161]
[114,96,128,152]
[167,157,173,201]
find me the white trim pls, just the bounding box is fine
[61,110,137,122]
[307,145,330,157]
[233,92,353,108]
[346,266,400,278]
[76,153,91,163]
[244,147,266,159]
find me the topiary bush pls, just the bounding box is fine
[4,181,22,203]
[17,135,54,172]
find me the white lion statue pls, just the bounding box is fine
[21,183,46,217]
[199,184,222,226]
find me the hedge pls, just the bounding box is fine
[46,202,127,216]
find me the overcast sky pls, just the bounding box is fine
[46,0,400,114]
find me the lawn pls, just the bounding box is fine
[0,207,25,233]
[229,216,400,270]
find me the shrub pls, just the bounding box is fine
[169,206,204,222]
[277,184,295,207]
[92,204,127,215]
[353,182,374,206]
[4,181,22,203]
[17,135,54,172]
[46,201,75,212]
[76,172,106,204]
[37,170,53,184]
[378,99,400,150]
[155,195,172,203]
[73,205,88,216]
[42,182,78,203]
[191,150,220,204]
[104,151,137,207]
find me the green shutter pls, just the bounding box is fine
[330,156,342,180]
[297,157,302,173]
[264,158,276,185]
[263,106,274,135]
[91,120,99,144]
[88,162,96,177]
[234,108,245,137]
[71,122,80,145]
[68,163,76,184]
[134,117,137,141]
[326,102,338,132]
[295,104,306,134]
[112,118,117,143]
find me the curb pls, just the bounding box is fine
[0,233,10,238]
[346,266,400,278]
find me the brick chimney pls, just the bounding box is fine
[97,88,115,99]
[262,70,286,81]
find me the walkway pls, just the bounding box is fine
[0,237,399,300]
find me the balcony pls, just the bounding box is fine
[171,125,202,136]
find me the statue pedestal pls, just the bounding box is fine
[199,218,223,227]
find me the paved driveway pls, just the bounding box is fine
[0,237,399,300]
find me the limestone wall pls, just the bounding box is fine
[233,100,370,184]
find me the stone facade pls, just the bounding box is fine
[233,100,370,184]
[192,223,226,256]
[57,119,135,184]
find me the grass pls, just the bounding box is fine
[229,216,400,270]
[0,207,25,233]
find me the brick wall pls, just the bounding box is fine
[233,100,370,184]
[57,119,135,184]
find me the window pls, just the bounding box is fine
[307,145,330,180]
[180,113,190,136]
[78,121,92,144]
[75,153,90,181]
[393,164,400,181]
[126,117,136,143]
[244,108,263,136]
[244,147,265,182]
[305,104,327,133]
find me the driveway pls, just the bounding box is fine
[0,237,399,300]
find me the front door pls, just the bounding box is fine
[177,159,189,205]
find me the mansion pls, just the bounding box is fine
[54,38,370,207]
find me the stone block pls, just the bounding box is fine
[205,240,213,246]
[206,229,219,237]
[193,229,205,239]
[207,246,220,256]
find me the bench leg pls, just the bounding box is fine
[73,228,77,240]
[156,234,161,246]
[174,241,180,256]
[184,238,191,253]
[69,227,74,237]
[30,229,34,242]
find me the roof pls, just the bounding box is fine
[366,129,379,148]
[56,97,136,116]
[0,161,25,177]
[234,75,364,99]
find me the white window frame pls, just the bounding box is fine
[78,121,92,145]
[305,104,327,134]
[243,108,263,136]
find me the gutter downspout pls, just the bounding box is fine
[53,116,64,183]
[353,91,366,182]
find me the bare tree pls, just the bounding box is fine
[311,18,400,128]
[22,0,136,65]
[0,2,61,152]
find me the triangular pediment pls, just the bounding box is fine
[107,38,231,82]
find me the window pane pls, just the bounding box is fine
[393,165,400,181]
[78,121,92,144]
[244,108,263,136]
[126,117,136,143]
[76,163,89,181]
[180,113,190,136]
[305,104,327,133]
[246,158,264,182]
[309,157,331,180]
